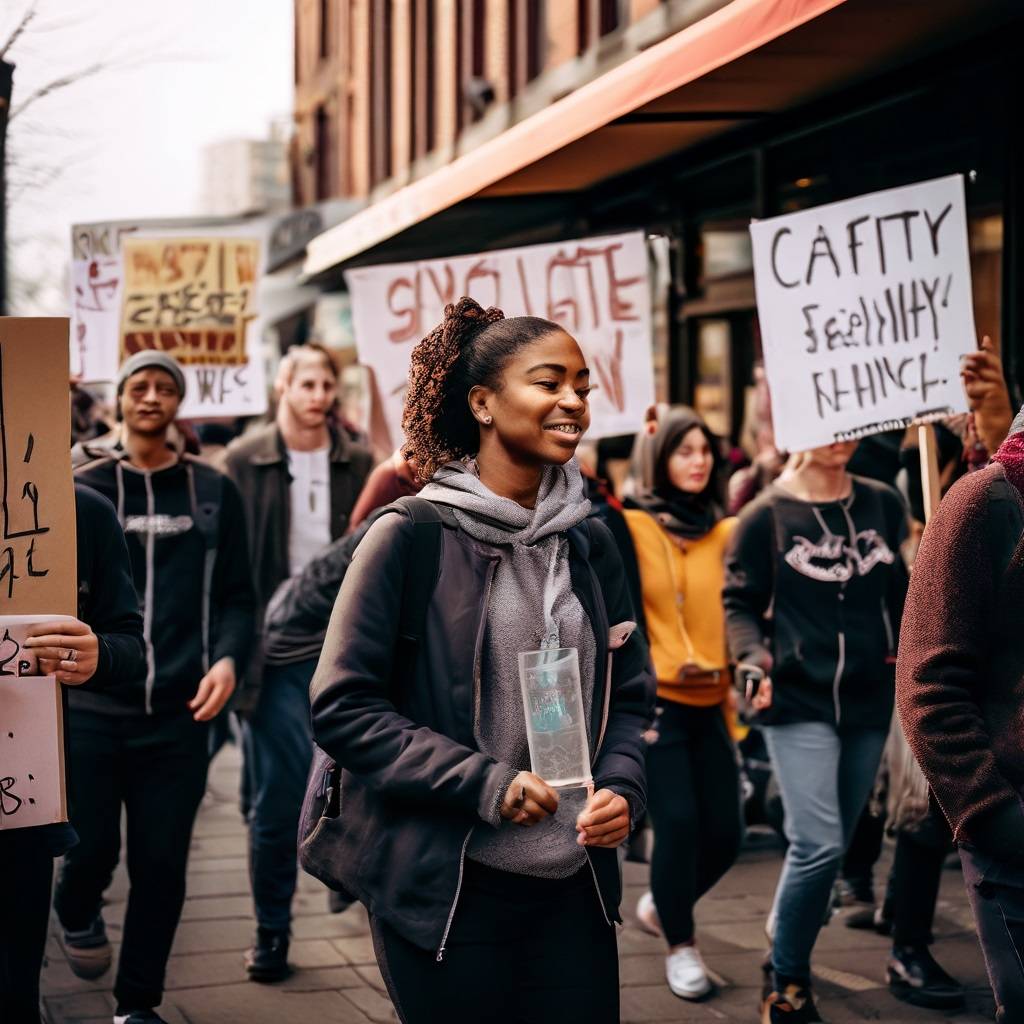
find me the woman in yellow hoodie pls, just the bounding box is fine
[624,406,741,1003]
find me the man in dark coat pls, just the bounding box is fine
[897,405,1024,1024]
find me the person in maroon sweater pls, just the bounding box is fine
[897,406,1024,1024]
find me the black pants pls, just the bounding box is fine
[371,861,619,1024]
[889,826,951,948]
[54,709,209,1010]
[961,844,1024,1023]
[0,831,55,1024]
[842,802,885,892]
[645,700,743,946]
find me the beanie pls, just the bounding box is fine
[116,351,187,399]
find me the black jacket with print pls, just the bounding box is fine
[723,477,909,732]
[72,445,256,717]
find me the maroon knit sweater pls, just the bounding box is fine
[896,435,1024,858]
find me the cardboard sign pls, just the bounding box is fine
[750,175,975,453]
[0,319,77,615]
[0,320,77,831]
[120,236,259,366]
[0,673,66,830]
[344,231,655,448]
[71,221,268,419]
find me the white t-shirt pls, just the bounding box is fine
[287,446,331,576]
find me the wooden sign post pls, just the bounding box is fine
[0,317,76,831]
[917,422,942,524]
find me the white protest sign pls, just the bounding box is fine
[750,175,975,453]
[345,231,654,448]
[71,221,269,419]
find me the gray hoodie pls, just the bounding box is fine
[419,459,597,878]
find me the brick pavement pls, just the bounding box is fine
[42,745,996,1023]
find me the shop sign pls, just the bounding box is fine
[750,175,975,452]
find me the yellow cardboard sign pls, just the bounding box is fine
[120,236,259,366]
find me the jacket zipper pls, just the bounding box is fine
[436,829,473,962]
[832,630,846,726]
[584,849,614,927]
[881,598,894,653]
[472,560,498,732]
[438,558,496,964]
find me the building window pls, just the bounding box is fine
[508,0,542,100]
[319,0,331,59]
[410,0,436,160]
[314,105,332,201]
[369,0,393,186]
[598,0,620,36]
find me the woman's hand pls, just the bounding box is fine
[500,771,559,826]
[576,788,630,848]
[23,619,99,685]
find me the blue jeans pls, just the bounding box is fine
[242,659,318,933]
[763,721,887,983]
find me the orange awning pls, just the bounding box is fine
[304,0,1014,275]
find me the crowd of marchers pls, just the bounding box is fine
[2,301,1023,1024]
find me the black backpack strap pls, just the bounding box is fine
[389,495,443,645]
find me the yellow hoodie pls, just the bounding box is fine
[623,510,736,706]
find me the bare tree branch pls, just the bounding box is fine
[0,2,37,60]
[8,60,106,121]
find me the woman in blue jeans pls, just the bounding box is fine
[723,441,908,1024]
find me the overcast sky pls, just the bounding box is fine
[2,0,294,313]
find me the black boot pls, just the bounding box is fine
[886,945,965,1009]
[244,928,291,983]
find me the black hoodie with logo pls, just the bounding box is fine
[72,445,256,717]
[723,477,908,732]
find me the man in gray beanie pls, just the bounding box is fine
[60,352,256,1024]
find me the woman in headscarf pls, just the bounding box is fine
[622,407,742,1002]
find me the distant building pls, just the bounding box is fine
[201,134,291,217]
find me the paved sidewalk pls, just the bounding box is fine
[42,745,996,1023]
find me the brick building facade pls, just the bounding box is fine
[292,1,726,206]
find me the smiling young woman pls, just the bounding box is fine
[310,297,654,1024]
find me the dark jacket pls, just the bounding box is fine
[310,508,653,953]
[897,454,1024,859]
[223,422,374,613]
[24,484,146,856]
[73,445,255,717]
[723,477,908,732]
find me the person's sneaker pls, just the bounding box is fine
[837,876,874,907]
[886,945,966,1009]
[113,1010,167,1024]
[61,916,112,980]
[666,945,713,1000]
[635,891,663,938]
[244,928,291,982]
[327,889,353,914]
[760,983,824,1023]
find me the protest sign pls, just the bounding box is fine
[344,231,654,448]
[750,175,975,453]
[0,319,77,830]
[71,221,268,419]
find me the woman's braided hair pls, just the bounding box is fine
[401,296,562,481]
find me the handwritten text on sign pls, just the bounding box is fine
[0,320,77,616]
[750,175,975,452]
[344,231,654,447]
[70,222,268,419]
[120,237,259,366]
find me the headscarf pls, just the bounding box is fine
[626,406,725,539]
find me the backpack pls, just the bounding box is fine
[297,496,443,894]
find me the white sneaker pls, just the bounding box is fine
[635,891,663,937]
[666,945,713,1000]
